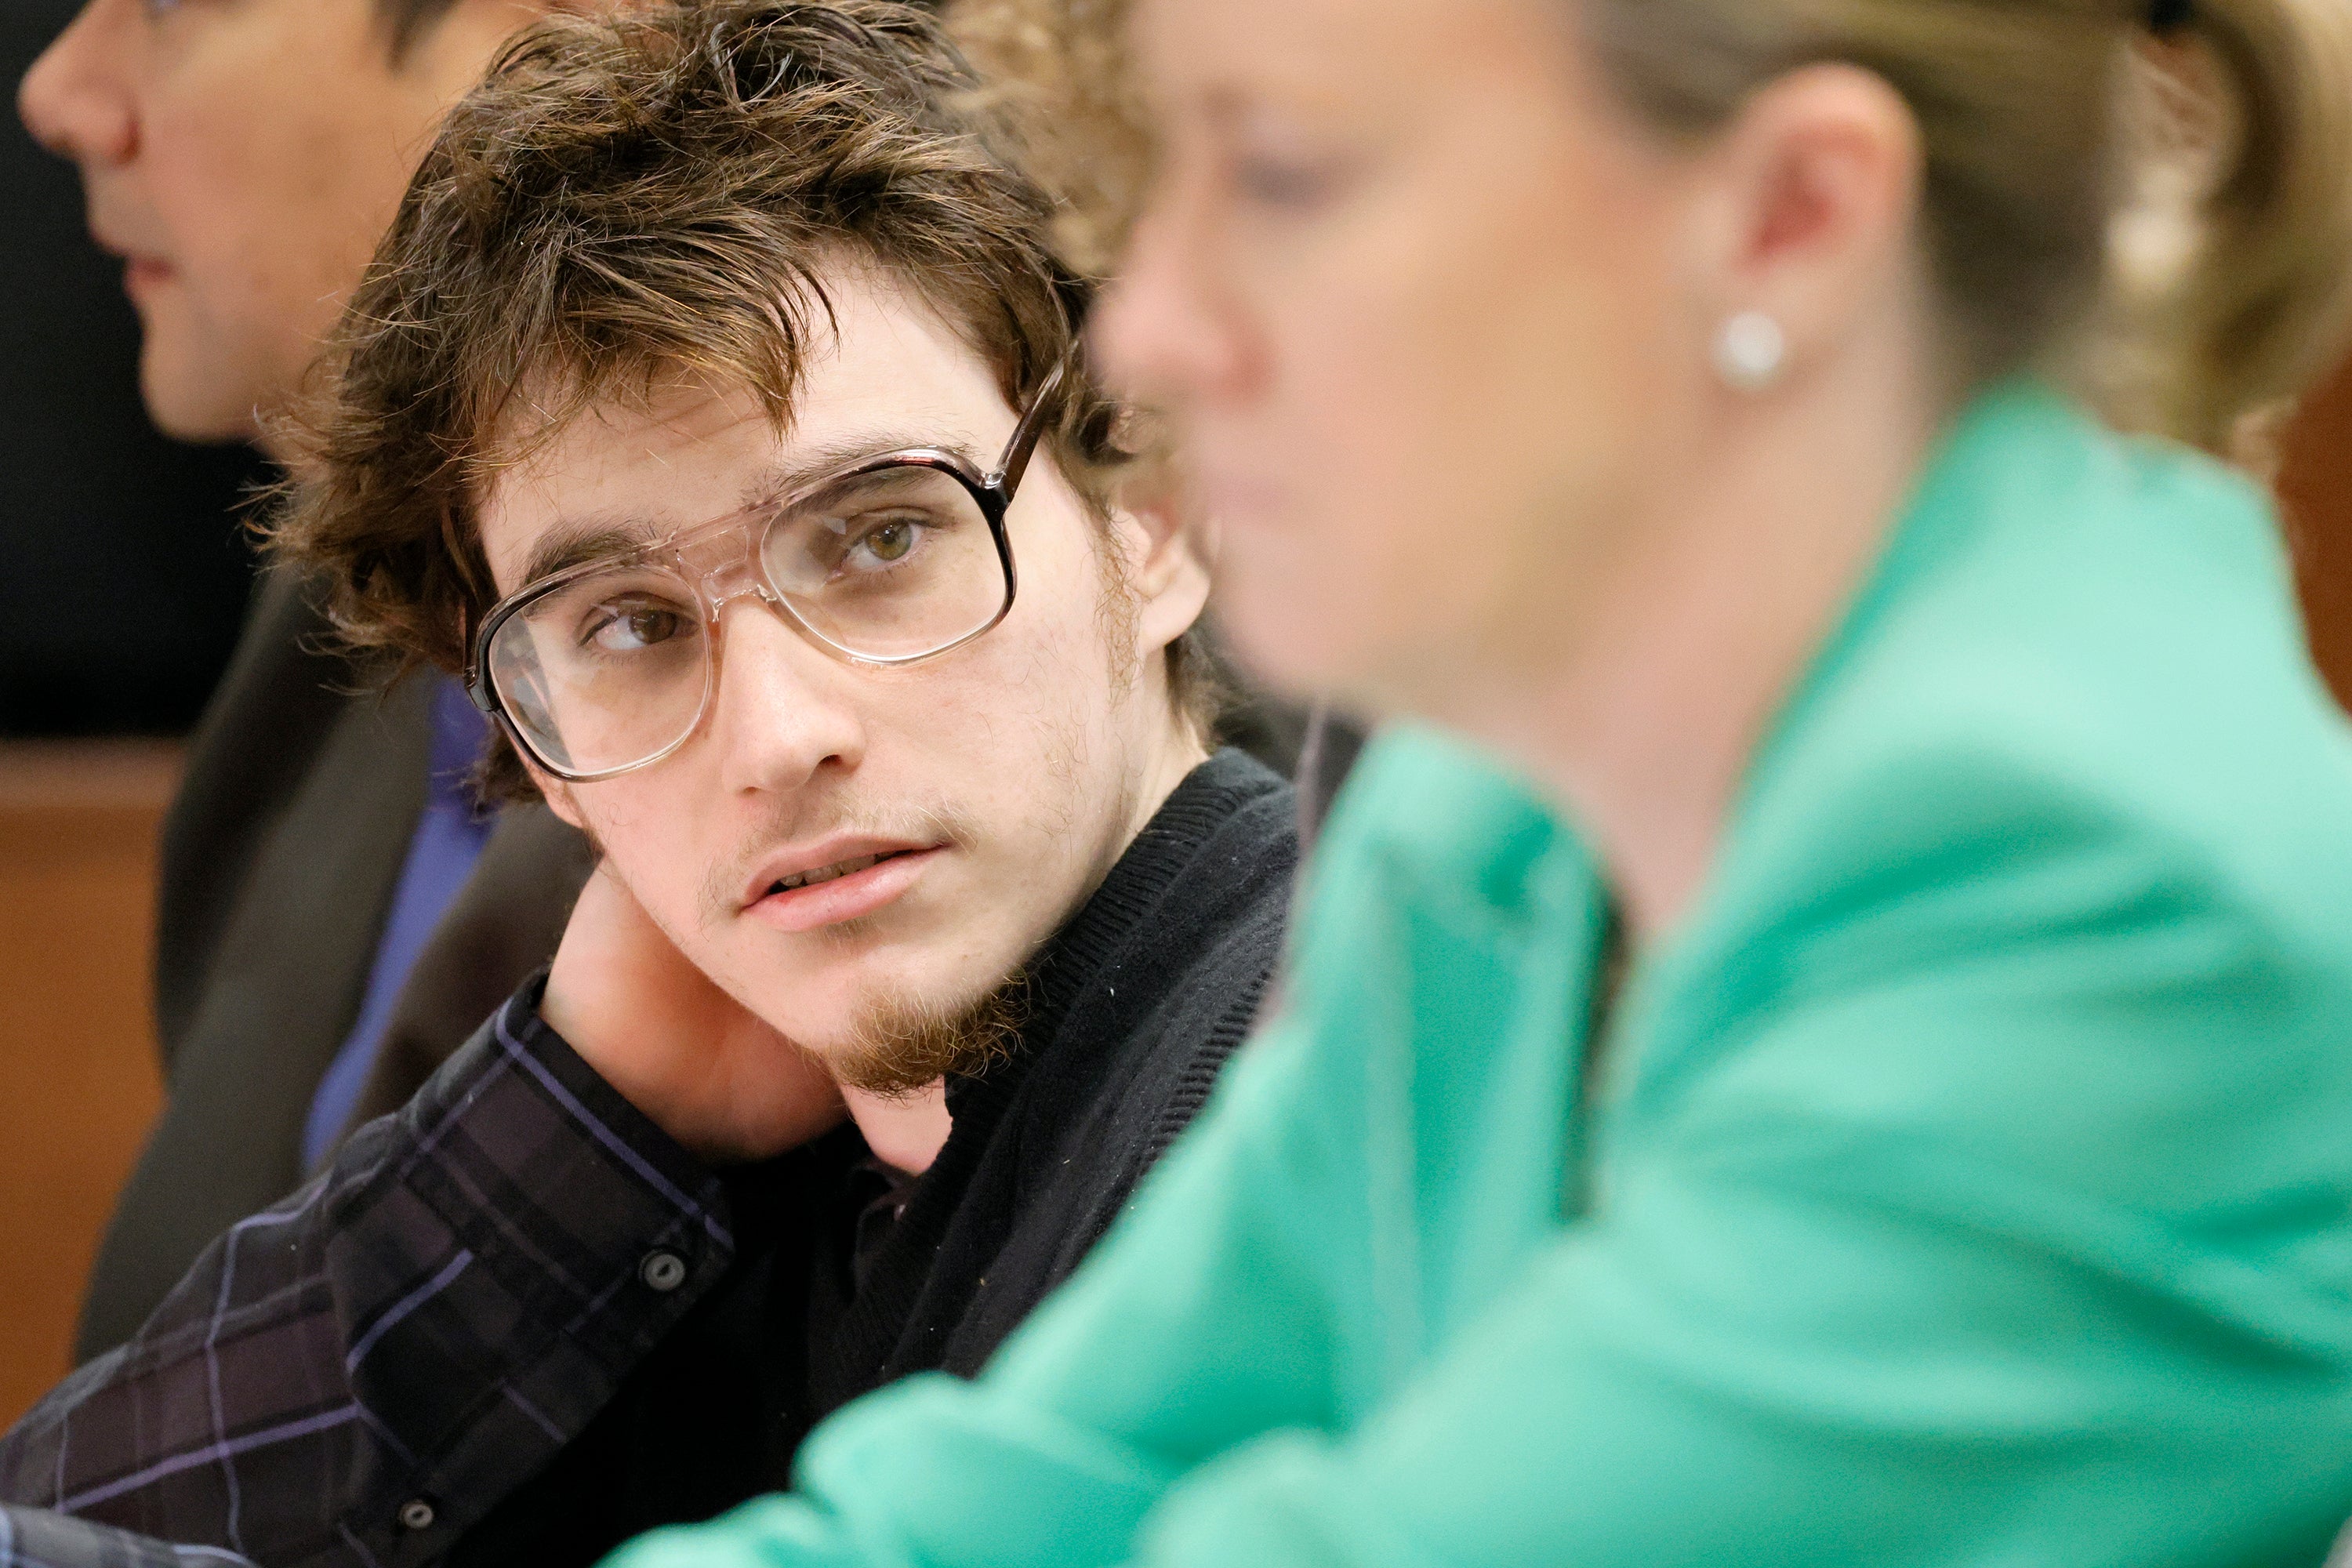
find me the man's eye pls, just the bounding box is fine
[584,603,689,653]
[846,517,927,570]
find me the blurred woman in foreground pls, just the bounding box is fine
[622,0,2352,1563]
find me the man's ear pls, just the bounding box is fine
[416,0,608,84]
[528,762,589,833]
[443,0,626,56]
[476,0,619,20]
[1112,486,1213,657]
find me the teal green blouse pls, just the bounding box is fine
[612,385,2352,1566]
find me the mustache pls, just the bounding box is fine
[697,797,978,922]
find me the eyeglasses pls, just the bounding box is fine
[466,365,1065,783]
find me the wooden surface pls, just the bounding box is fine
[0,742,176,1428]
[2283,354,2352,710]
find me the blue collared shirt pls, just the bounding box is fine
[299,677,495,1169]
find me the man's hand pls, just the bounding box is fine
[543,863,846,1164]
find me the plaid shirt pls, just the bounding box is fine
[0,1508,252,1567]
[0,985,733,1568]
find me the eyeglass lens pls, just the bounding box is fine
[487,463,1008,778]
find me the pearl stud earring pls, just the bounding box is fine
[1713,310,1788,393]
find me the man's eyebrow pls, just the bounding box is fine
[742,429,992,510]
[512,428,996,588]
[517,520,664,590]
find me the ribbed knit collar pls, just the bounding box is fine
[941,746,1280,1122]
[801,746,1291,1425]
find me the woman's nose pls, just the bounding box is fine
[1094,204,1265,410]
[19,1,140,169]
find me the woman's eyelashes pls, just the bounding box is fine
[1229,151,1356,212]
[1213,115,1368,216]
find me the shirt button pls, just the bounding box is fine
[640,1250,688,1292]
[398,1500,436,1532]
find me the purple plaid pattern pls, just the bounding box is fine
[0,986,731,1568]
[0,1505,255,1567]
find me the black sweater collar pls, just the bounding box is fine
[939,747,1284,1119]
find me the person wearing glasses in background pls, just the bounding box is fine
[16,0,608,1363]
[0,5,1294,1566]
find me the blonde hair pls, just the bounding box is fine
[946,0,1151,277]
[952,0,2352,457]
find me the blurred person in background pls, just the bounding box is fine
[946,0,1371,819]
[0,6,1296,1566]
[0,0,260,738]
[16,0,603,1359]
[551,0,2352,1564]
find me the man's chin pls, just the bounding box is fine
[139,340,270,447]
[786,970,1030,1098]
[140,381,264,447]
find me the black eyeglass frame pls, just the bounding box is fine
[466,362,1067,784]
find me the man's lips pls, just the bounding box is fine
[740,840,945,934]
[91,222,173,290]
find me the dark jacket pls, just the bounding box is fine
[76,568,595,1357]
[0,750,1295,1568]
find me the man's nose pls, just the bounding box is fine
[708,603,869,799]
[20,0,138,169]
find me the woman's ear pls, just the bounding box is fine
[1686,63,1928,381]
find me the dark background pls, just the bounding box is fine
[2,0,261,737]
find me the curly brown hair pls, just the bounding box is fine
[269,0,1219,797]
